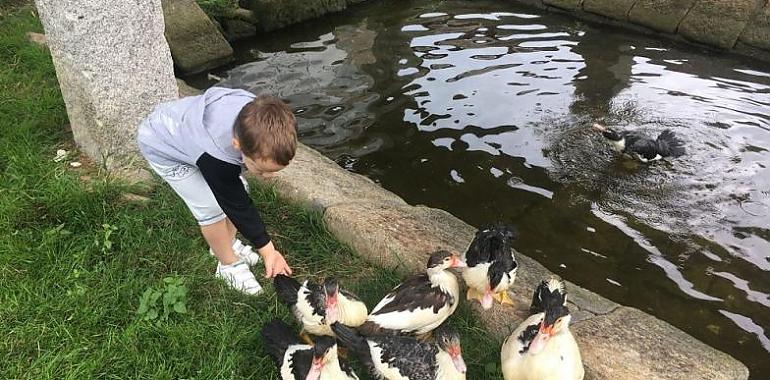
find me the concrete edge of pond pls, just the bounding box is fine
[175,80,750,380]
[503,0,770,64]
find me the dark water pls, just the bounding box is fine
[209,0,770,376]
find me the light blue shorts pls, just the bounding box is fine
[147,160,229,226]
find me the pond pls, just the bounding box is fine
[197,0,770,377]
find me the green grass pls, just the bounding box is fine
[0,5,503,379]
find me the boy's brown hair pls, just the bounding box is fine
[234,95,298,166]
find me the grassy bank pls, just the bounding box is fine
[0,5,501,380]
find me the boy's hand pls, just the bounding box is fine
[259,242,292,278]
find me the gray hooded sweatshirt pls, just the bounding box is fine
[137,87,271,249]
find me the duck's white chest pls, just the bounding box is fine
[610,138,626,152]
[502,332,584,380]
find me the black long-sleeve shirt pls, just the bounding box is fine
[196,152,271,249]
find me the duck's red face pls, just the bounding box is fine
[324,280,339,323]
[529,314,570,354]
[447,344,467,373]
[307,338,336,380]
[449,254,467,268]
[306,357,323,380]
[437,327,466,374]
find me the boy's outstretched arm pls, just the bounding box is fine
[197,153,293,278]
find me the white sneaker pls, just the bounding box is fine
[215,261,263,295]
[210,239,261,267]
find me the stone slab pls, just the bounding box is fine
[678,0,759,49]
[162,0,234,74]
[739,3,770,50]
[176,78,200,97]
[323,202,474,271]
[222,18,257,41]
[629,0,698,33]
[34,0,178,172]
[583,0,637,21]
[543,0,584,11]
[257,144,406,213]
[247,0,349,32]
[572,307,750,380]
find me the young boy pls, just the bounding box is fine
[137,87,294,295]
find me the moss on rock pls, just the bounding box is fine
[246,0,348,32]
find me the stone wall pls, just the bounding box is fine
[506,0,770,62]
[34,0,178,177]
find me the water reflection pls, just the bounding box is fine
[216,0,770,377]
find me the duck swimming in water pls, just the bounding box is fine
[501,277,584,380]
[358,250,466,337]
[592,123,685,162]
[333,322,467,380]
[274,275,368,341]
[261,320,359,380]
[463,225,518,309]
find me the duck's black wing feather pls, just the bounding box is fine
[467,225,518,288]
[621,131,661,160]
[372,335,438,380]
[371,274,453,315]
[261,319,301,367]
[289,347,313,379]
[274,275,301,306]
[303,281,327,317]
[332,323,376,374]
[656,129,685,157]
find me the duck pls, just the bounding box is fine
[357,250,466,337]
[274,275,368,341]
[501,277,584,380]
[462,225,518,309]
[333,322,467,380]
[261,319,359,380]
[592,123,685,162]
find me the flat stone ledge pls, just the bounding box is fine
[257,144,406,213]
[628,0,698,33]
[739,3,770,50]
[543,0,584,11]
[583,0,637,21]
[573,307,750,380]
[162,0,234,74]
[323,202,473,271]
[504,0,770,63]
[678,0,760,49]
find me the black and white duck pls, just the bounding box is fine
[261,320,359,380]
[501,277,584,380]
[462,225,518,309]
[333,322,467,380]
[358,250,466,337]
[592,123,685,162]
[274,275,368,340]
